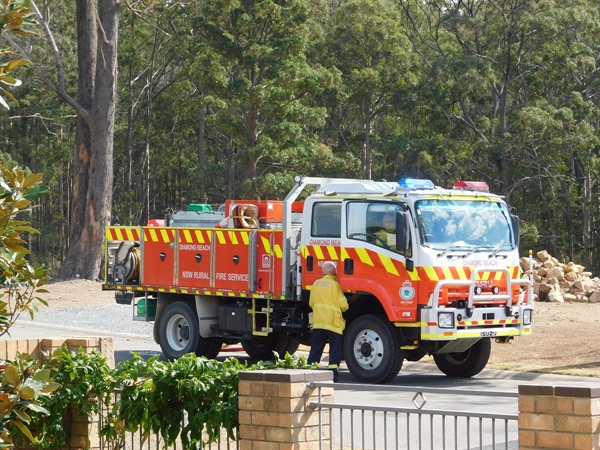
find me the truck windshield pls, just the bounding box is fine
[415,199,514,251]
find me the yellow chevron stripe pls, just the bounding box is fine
[148,229,158,242]
[274,245,282,258]
[441,267,453,279]
[355,248,374,266]
[407,264,420,281]
[481,271,491,281]
[125,229,136,241]
[379,254,399,276]
[241,232,249,245]
[262,236,271,254]
[424,266,438,281]
[228,231,238,245]
[340,248,350,260]
[456,266,468,280]
[160,229,171,243]
[493,271,503,281]
[216,230,226,244]
[326,246,338,260]
[182,229,192,243]
[313,246,325,259]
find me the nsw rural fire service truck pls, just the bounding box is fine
[103,176,533,383]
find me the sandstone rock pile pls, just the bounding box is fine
[520,250,600,303]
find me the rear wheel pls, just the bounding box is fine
[158,301,222,360]
[343,315,403,384]
[433,338,491,377]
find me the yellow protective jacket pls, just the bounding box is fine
[309,274,349,335]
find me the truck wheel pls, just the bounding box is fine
[283,336,300,356]
[433,338,491,377]
[196,335,223,360]
[241,334,294,360]
[344,315,403,384]
[158,301,201,360]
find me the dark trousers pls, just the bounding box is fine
[307,329,343,381]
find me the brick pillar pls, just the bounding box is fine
[238,369,334,450]
[518,385,600,450]
[0,337,113,450]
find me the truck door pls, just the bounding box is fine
[340,200,417,322]
[301,201,342,288]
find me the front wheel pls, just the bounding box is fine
[433,338,491,377]
[343,315,403,384]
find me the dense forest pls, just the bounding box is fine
[1,0,598,278]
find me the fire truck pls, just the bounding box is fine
[103,176,533,384]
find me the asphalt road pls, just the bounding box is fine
[10,319,598,387]
[8,319,599,449]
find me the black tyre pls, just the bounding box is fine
[158,302,200,360]
[158,301,222,360]
[196,335,223,360]
[433,338,491,377]
[241,334,296,360]
[343,315,403,384]
[283,335,300,356]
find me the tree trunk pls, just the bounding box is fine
[58,0,119,280]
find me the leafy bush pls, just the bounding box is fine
[0,354,59,448]
[103,352,313,449]
[32,348,115,450]
[0,154,51,448]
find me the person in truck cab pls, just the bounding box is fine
[307,261,349,382]
[376,212,397,250]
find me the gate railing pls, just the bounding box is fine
[308,381,519,450]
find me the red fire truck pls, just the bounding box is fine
[103,176,533,383]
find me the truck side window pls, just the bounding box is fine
[347,202,406,253]
[311,203,341,238]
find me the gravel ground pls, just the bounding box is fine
[25,304,155,336]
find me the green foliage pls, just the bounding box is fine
[0,153,49,336]
[0,353,59,448]
[32,347,115,450]
[0,155,51,448]
[103,352,313,449]
[0,0,36,109]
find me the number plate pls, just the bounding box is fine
[481,331,497,337]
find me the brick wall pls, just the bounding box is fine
[0,336,115,368]
[519,384,600,450]
[238,369,334,450]
[0,337,114,450]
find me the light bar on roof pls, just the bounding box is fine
[397,178,435,190]
[453,180,489,192]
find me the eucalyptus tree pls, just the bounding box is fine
[6,0,120,280]
[399,0,600,270]
[512,1,600,267]
[398,0,549,193]
[322,0,416,179]
[190,0,335,198]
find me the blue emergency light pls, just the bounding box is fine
[397,178,435,190]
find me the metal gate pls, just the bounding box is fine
[308,382,519,450]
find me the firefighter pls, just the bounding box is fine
[307,261,349,382]
[377,212,397,250]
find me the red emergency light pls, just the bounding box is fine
[453,180,489,192]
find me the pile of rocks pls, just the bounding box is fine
[520,250,600,303]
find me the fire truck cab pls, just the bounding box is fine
[103,176,533,384]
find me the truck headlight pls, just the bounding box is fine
[522,309,532,325]
[438,312,454,329]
